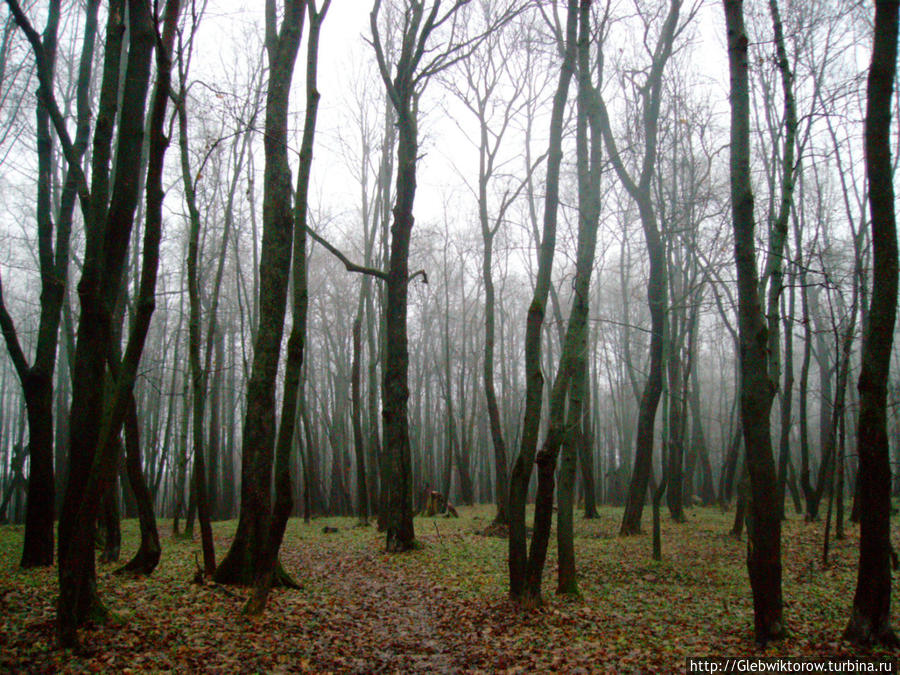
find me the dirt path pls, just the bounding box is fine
[295,536,460,673]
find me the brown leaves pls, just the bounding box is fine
[1,508,899,671]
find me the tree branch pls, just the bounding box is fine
[0,270,30,381]
[4,0,92,213]
[306,224,389,281]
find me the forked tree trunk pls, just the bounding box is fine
[508,0,577,603]
[244,1,328,614]
[555,0,602,596]
[214,0,307,587]
[765,0,797,524]
[369,0,484,552]
[49,0,157,646]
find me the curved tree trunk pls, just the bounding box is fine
[590,0,683,536]
[115,397,160,575]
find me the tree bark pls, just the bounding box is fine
[723,0,784,645]
[844,0,899,647]
[214,0,307,586]
[508,0,578,602]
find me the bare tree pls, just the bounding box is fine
[2,0,184,646]
[591,0,686,535]
[508,0,577,603]
[369,0,515,551]
[444,1,538,527]
[213,0,309,586]
[843,0,899,647]
[723,0,785,645]
[0,0,93,568]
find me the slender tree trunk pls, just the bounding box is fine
[508,0,577,602]
[578,355,598,518]
[652,472,667,561]
[724,0,784,644]
[765,0,797,525]
[591,0,682,536]
[214,0,307,586]
[352,313,369,524]
[844,0,899,647]
[115,397,160,575]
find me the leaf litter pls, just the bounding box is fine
[0,506,898,672]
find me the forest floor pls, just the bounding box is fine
[1,505,899,672]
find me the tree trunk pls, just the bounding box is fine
[652,472,667,561]
[526,0,602,602]
[844,0,899,647]
[115,397,160,575]
[592,0,682,536]
[99,482,120,563]
[578,355,598,518]
[724,0,784,645]
[214,0,307,586]
[508,0,577,602]
[1,0,95,569]
[53,0,159,647]
[352,313,369,524]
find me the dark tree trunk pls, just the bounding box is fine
[557,0,602,593]
[99,483,120,563]
[724,0,784,645]
[352,314,369,524]
[215,0,307,586]
[116,397,160,575]
[245,2,327,614]
[591,0,682,536]
[665,353,686,523]
[578,356,598,518]
[52,0,158,647]
[16,0,60,560]
[1,0,95,569]
[0,444,26,523]
[207,332,222,520]
[20,378,55,566]
[652,472,667,561]
[844,0,899,647]
[508,0,578,602]
[369,0,478,553]
[381,106,416,551]
[178,36,216,576]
